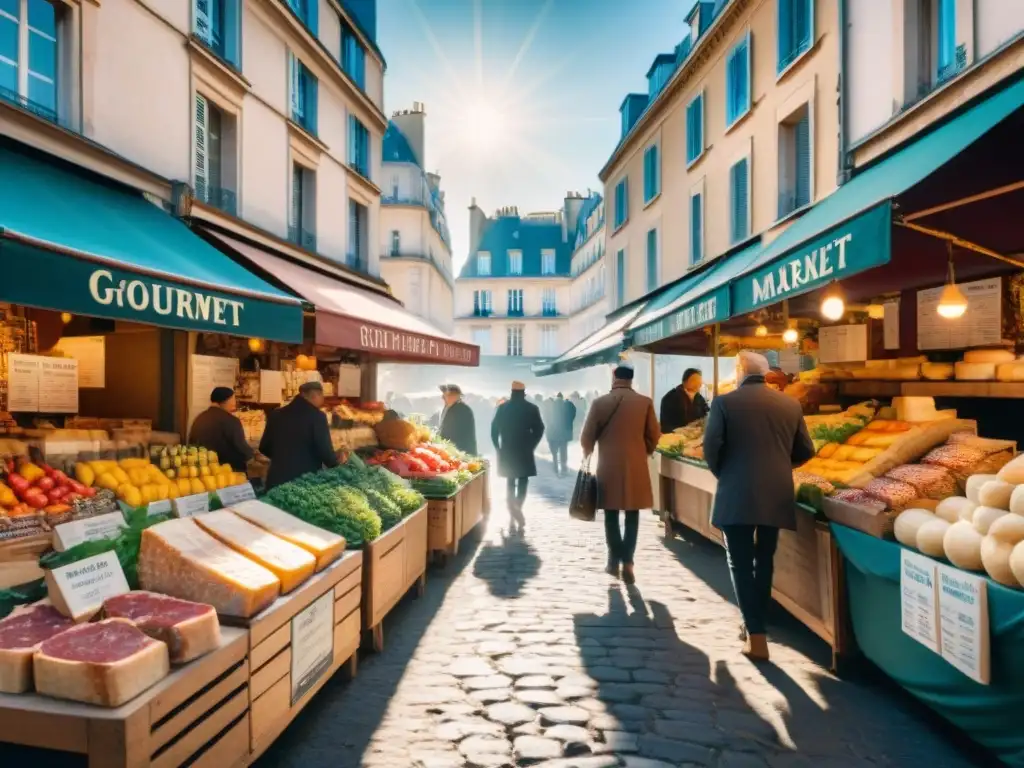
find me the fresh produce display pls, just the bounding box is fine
[656,419,705,460]
[365,442,483,480]
[2,457,97,519]
[333,400,386,426]
[265,474,384,548]
[410,474,461,498]
[375,417,430,450]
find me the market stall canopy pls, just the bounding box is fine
[532,303,647,376]
[0,143,303,342]
[207,232,480,366]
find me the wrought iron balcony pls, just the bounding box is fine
[0,86,65,129]
[199,187,238,216]
[381,249,454,285]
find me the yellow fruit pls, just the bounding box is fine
[219,465,232,477]
[110,467,130,485]
[122,486,142,508]
[119,458,150,470]
[74,463,96,488]
[209,451,219,464]
[96,473,120,491]
[140,485,155,504]
[166,483,179,500]
[233,473,248,485]
[166,469,176,480]
[156,484,169,501]
[190,466,200,479]
[202,476,218,492]
[173,456,183,469]
[200,466,211,478]
[128,468,148,487]
[215,473,228,489]
[190,479,206,496]
[177,478,192,496]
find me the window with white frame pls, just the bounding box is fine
[473,289,492,316]
[730,155,751,243]
[390,229,400,256]
[777,0,812,73]
[685,91,704,165]
[613,178,629,229]
[506,325,524,357]
[0,0,59,117]
[288,52,318,135]
[194,93,238,215]
[290,164,316,251]
[646,227,659,292]
[542,288,557,316]
[477,252,492,276]
[541,250,556,275]
[690,185,704,264]
[616,249,626,307]
[643,143,660,203]
[471,326,491,354]
[778,103,811,218]
[539,325,559,357]
[194,0,241,68]
[726,33,751,127]
[507,288,524,316]
[508,250,523,275]
[348,200,367,268]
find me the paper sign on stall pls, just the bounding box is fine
[937,564,990,685]
[45,551,130,621]
[259,370,284,404]
[818,325,868,364]
[900,550,941,653]
[337,365,361,398]
[290,591,335,704]
[883,302,900,350]
[917,277,1002,350]
[147,499,173,517]
[218,483,256,506]
[7,354,40,411]
[53,511,127,552]
[173,493,211,518]
[7,354,78,412]
[189,355,239,429]
[53,336,106,388]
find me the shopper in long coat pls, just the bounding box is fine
[703,350,815,661]
[260,382,339,490]
[581,365,660,583]
[491,382,545,530]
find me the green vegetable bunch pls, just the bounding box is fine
[391,486,425,516]
[363,487,403,531]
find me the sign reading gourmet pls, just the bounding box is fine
[632,286,729,347]
[316,312,481,366]
[732,202,891,315]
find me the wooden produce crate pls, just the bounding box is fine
[0,627,250,768]
[245,551,363,763]
[362,504,428,653]
[427,490,462,558]
[458,473,487,542]
[0,531,48,589]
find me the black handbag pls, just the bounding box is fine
[569,397,623,522]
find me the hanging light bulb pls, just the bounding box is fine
[248,338,264,353]
[60,313,73,325]
[782,326,799,344]
[754,324,768,337]
[820,282,846,321]
[866,304,885,320]
[937,244,967,319]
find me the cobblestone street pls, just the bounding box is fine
[259,452,986,768]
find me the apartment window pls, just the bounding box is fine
[646,228,658,293]
[194,0,240,68]
[473,290,493,316]
[599,264,606,296]
[508,250,523,275]
[730,156,750,243]
[507,289,523,316]
[690,190,703,264]
[726,33,751,127]
[289,53,318,134]
[390,174,399,199]
[616,249,626,307]
[340,17,365,89]
[0,0,59,118]
[778,104,811,218]
[348,116,370,178]
[541,251,556,275]
[407,269,423,316]
[539,325,559,357]
[685,92,704,164]
[348,200,367,269]
[471,326,491,354]
[613,178,628,229]
[194,94,237,215]
[477,252,491,276]
[643,144,660,203]
[285,0,316,33]
[506,325,524,357]
[777,0,812,73]
[289,164,316,251]
[936,0,957,81]
[390,230,400,256]
[542,288,557,316]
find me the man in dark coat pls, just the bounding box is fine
[546,393,577,477]
[259,381,339,490]
[188,386,254,472]
[660,368,709,433]
[703,351,815,661]
[438,384,477,455]
[491,381,544,531]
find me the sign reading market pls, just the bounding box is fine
[633,286,729,347]
[732,202,892,315]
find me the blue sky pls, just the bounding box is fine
[378,0,695,269]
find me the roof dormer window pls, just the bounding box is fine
[477,252,491,276]
[508,250,523,275]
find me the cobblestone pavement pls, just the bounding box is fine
[260,453,988,768]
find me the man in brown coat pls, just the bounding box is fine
[581,364,661,584]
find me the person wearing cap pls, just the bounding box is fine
[660,368,709,434]
[491,381,545,531]
[703,350,815,661]
[259,381,339,490]
[188,387,255,472]
[581,364,660,584]
[438,384,477,456]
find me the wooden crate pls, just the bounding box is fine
[0,627,250,768]
[362,505,428,652]
[427,493,458,556]
[246,551,363,763]
[0,531,49,589]
[458,474,486,541]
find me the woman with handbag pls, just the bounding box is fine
[580,364,661,584]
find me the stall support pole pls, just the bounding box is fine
[712,323,720,396]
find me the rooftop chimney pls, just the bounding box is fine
[391,102,427,167]
[469,197,487,256]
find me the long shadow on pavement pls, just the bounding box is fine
[472,527,541,599]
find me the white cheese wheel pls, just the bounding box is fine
[935,496,977,523]
[981,515,1024,586]
[943,520,984,571]
[921,363,955,381]
[894,509,936,548]
[996,363,1024,382]
[1010,485,1024,516]
[916,519,950,557]
[997,455,1024,485]
[955,362,997,381]
[966,474,998,503]
[972,506,1008,534]
[1009,540,1024,588]
[978,479,1016,510]
[963,348,1015,364]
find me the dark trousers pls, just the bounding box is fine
[721,524,780,635]
[507,477,529,524]
[548,440,568,475]
[604,510,639,565]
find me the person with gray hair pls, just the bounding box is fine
[703,350,815,660]
[260,381,339,490]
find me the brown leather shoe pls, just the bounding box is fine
[622,564,635,585]
[742,634,770,661]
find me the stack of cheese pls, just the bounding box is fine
[801,419,913,485]
[138,501,346,618]
[850,357,928,381]
[955,348,1023,382]
[893,454,1024,588]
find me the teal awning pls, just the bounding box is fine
[731,77,1024,315]
[532,304,646,376]
[0,145,304,342]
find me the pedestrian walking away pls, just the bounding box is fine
[491,381,544,532]
[437,384,477,456]
[660,367,709,434]
[546,392,577,477]
[703,350,815,661]
[581,364,660,584]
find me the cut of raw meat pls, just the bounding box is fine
[229,500,345,571]
[139,518,281,618]
[0,602,75,693]
[194,510,317,593]
[103,591,220,664]
[33,619,170,706]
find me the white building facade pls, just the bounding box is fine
[567,194,608,348]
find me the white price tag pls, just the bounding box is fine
[45,551,130,621]
[900,550,940,653]
[173,492,211,518]
[937,564,990,685]
[218,483,256,507]
[52,512,126,552]
[290,592,335,705]
[147,499,173,517]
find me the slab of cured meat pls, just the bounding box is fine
[33,618,170,706]
[0,602,75,693]
[103,591,220,664]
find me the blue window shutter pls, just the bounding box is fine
[307,0,318,34]
[691,194,702,263]
[937,0,956,78]
[646,229,657,292]
[622,178,629,222]
[795,112,811,207]
[652,145,658,197]
[307,73,318,135]
[686,102,695,162]
[616,249,626,306]
[288,53,299,122]
[778,0,791,71]
[795,0,810,50]
[731,159,749,243]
